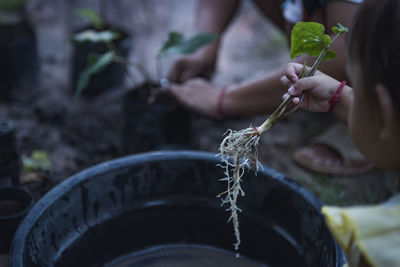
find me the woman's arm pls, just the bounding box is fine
[167,0,240,83]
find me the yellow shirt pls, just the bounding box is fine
[322,194,400,267]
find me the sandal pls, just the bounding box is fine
[293,122,374,175]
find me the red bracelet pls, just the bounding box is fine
[217,86,228,119]
[328,81,346,113]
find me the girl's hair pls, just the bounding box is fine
[348,0,400,109]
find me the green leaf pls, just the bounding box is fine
[290,22,332,59]
[75,51,115,96]
[157,31,218,58]
[87,52,99,66]
[332,23,349,34]
[75,8,104,30]
[72,30,121,43]
[23,150,52,173]
[324,50,336,60]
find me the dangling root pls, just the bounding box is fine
[217,127,261,251]
[216,93,297,251]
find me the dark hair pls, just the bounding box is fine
[348,0,400,109]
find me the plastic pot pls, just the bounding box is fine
[122,83,192,154]
[10,151,344,266]
[0,12,38,100]
[0,119,20,186]
[70,26,131,96]
[0,187,33,253]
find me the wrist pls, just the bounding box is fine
[196,40,219,61]
[328,81,346,113]
[216,84,237,119]
[332,84,353,124]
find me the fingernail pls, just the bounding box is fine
[288,86,294,94]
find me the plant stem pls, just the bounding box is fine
[257,31,343,134]
[106,41,152,82]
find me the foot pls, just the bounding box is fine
[297,144,342,166]
[293,143,373,175]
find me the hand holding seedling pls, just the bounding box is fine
[218,22,348,251]
[281,64,346,112]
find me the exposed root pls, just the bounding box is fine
[217,127,261,251]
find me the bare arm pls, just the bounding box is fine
[193,0,241,58]
[195,0,240,34]
[167,0,240,82]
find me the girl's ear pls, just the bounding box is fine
[375,84,397,139]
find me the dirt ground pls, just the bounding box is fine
[1,0,398,207]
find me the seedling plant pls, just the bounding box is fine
[217,22,348,251]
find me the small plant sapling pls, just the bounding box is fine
[73,12,218,96]
[22,150,52,173]
[20,150,52,184]
[72,8,130,96]
[217,22,348,251]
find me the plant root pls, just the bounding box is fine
[218,127,261,250]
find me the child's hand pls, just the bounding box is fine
[280,63,342,113]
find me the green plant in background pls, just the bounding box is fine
[72,8,123,96]
[72,8,121,43]
[0,0,28,11]
[75,8,104,30]
[73,8,218,97]
[23,150,52,173]
[218,22,348,251]
[157,31,218,58]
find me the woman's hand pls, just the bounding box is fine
[167,46,218,83]
[280,63,342,112]
[167,78,223,119]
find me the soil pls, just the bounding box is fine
[0,0,398,205]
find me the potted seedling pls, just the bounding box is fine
[71,8,131,97]
[122,31,218,154]
[0,0,38,101]
[217,22,348,251]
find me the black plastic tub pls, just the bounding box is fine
[9,151,344,266]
